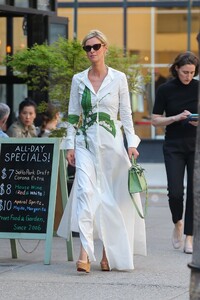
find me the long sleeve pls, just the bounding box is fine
[65,75,82,150]
[119,73,140,148]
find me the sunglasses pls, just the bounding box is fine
[83,43,104,52]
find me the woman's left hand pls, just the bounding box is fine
[128,147,139,160]
[189,121,199,127]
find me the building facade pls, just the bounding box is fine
[0,1,200,138]
[0,0,68,125]
[57,0,200,138]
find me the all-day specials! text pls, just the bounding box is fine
[0,143,54,233]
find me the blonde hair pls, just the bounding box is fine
[82,30,108,47]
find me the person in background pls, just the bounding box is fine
[38,102,60,137]
[57,29,146,273]
[37,102,67,232]
[0,103,10,138]
[154,68,167,93]
[7,98,37,138]
[37,101,75,196]
[145,68,167,119]
[152,51,199,254]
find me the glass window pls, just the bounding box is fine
[13,17,27,53]
[157,9,200,34]
[14,0,29,8]
[0,0,6,4]
[13,84,28,119]
[49,23,67,44]
[0,17,6,76]
[0,84,6,103]
[37,0,51,11]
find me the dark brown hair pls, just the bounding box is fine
[38,103,59,137]
[169,51,199,78]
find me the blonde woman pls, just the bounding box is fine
[58,30,146,272]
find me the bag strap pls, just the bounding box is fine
[130,191,148,219]
[129,157,148,219]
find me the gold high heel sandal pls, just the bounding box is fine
[76,259,90,273]
[100,261,110,271]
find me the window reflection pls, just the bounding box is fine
[13,18,27,53]
[0,18,6,76]
[38,0,51,11]
[15,0,29,8]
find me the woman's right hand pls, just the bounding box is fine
[152,110,190,127]
[66,149,75,166]
[174,110,191,122]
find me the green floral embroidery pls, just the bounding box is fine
[81,86,92,115]
[78,86,116,148]
[68,114,80,126]
[83,112,116,137]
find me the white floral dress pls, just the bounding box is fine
[57,67,146,270]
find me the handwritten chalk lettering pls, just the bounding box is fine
[28,224,41,231]
[37,170,50,176]
[28,200,42,206]
[15,190,29,195]
[14,199,43,206]
[14,145,46,152]
[30,175,44,181]
[14,175,30,181]
[13,224,27,231]
[15,175,46,181]
[15,185,29,190]
[8,169,15,179]
[4,152,51,163]
[0,200,12,211]
[26,206,42,213]
[30,191,42,196]
[14,199,28,205]
[1,168,7,179]
[13,205,26,211]
[0,142,56,234]
[0,215,10,221]
[1,168,14,180]
[30,186,42,191]
[10,214,21,221]
[25,215,44,222]
[15,169,35,176]
[0,183,12,196]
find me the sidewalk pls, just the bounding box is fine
[0,189,192,300]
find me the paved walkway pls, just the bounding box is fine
[0,189,192,300]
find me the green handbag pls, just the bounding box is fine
[128,157,148,219]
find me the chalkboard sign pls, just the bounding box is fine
[0,141,56,233]
[0,138,62,264]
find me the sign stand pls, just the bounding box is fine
[0,138,73,264]
[58,150,74,261]
[10,239,17,258]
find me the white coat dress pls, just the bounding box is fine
[57,67,147,270]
